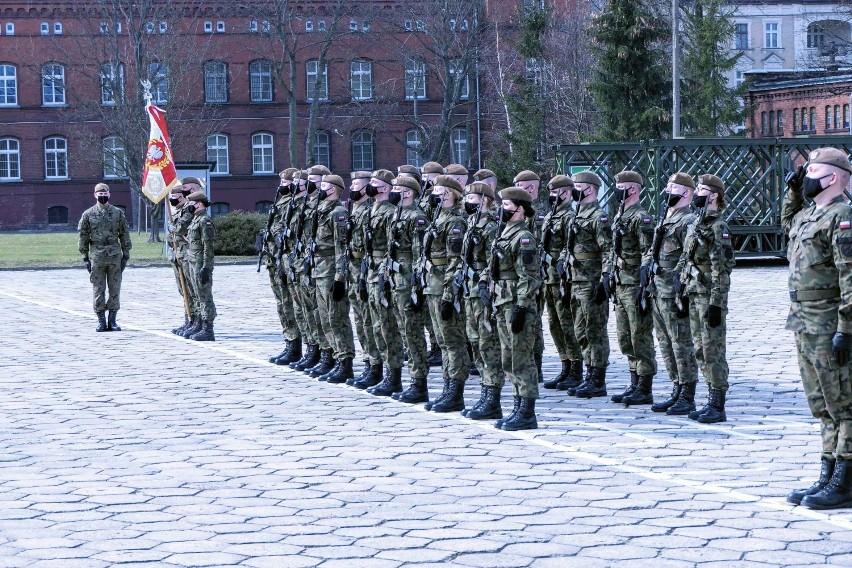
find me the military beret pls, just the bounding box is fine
[547,175,574,190]
[434,175,463,196]
[392,176,422,195]
[499,187,533,204]
[300,169,311,179]
[323,174,345,190]
[182,176,204,188]
[279,168,299,181]
[169,184,186,195]
[808,147,852,174]
[371,169,394,185]
[186,191,210,206]
[421,161,444,175]
[473,168,497,181]
[351,171,372,180]
[466,182,495,200]
[615,171,643,185]
[308,165,331,176]
[397,165,422,180]
[668,172,695,189]
[698,173,724,194]
[513,170,540,183]
[445,163,468,176]
[573,171,603,187]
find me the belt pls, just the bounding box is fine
[497,275,519,281]
[314,250,336,258]
[473,262,488,270]
[789,288,840,302]
[616,257,641,268]
[658,259,678,269]
[573,252,601,260]
[351,250,365,259]
[428,257,448,266]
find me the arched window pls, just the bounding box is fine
[207,134,229,175]
[204,61,228,103]
[312,130,330,167]
[252,132,274,173]
[807,20,852,50]
[102,136,127,178]
[44,136,68,179]
[0,137,20,180]
[0,64,17,105]
[41,63,65,105]
[249,60,273,102]
[406,129,424,167]
[351,130,373,171]
[47,205,68,225]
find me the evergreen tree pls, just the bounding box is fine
[589,0,670,142]
[680,0,746,136]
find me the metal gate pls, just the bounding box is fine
[554,137,852,258]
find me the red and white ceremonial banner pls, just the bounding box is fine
[141,103,179,204]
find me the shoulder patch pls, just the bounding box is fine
[643,217,652,224]
[722,232,730,239]
[451,227,462,235]
[600,215,609,223]
[520,237,531,246]
[417,218,426,226]
[840,221,851,230]
[337,213,347,222]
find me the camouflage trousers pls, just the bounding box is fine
[297,279,329,350]
[795,332,852,460]
[267,265,299,341]
[316,276,355,360]
[615,285,657,376]
[348,262,380,365]
[688,293,728,391]
[495,303,539,399]
[652,295,697,385]
[368,280,403,369]
[393,289,428,379]
[90,258,122,313]
[544,282,581,362]
[427,296,470,381]
[288,279,313,345]
[187,261,216,321]
[173,258,197,317]
[465,295,505,389]
[424,307,438,348]
[570,282,610,368]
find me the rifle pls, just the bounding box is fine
[411,192,444,310]
[638,191,672,313]
[607,195,628,303]
[540,197,559,270]
[256,200,278,273]
[276,193,296,284]
[339,198,353,290]
[380,199,404,308]
[558,200,579,305]
[287,173,310,282]
[452,200,484,314]
[301,192,321,286]
[482,206,508,331]
[358,199,374,302]
[674,206,707,313]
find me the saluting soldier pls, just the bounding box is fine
[174,177,207,338]
[78,183,131,332]
[783,147,852,510]
[166,184,195,336]
[184,191,216,341]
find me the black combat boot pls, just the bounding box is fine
[307,349,334,377]
[611,371,638,403]
[666,382,696,415]
[354,363,383,390]
[495,396,521,429]
[544,360,571,390]
[425,378,450,411]
[107,311,121,331]
[623,375,654,406]
[696,388,727,423]
[180,315,202,338]
[397,376,429,403]
[788,458,836,505]
[291,344,319,371]
[567,366,593,396]
[326,358,354,384]
[802,458,852,510]
[269,340,290,364]
[462,386,487,417]
[431,379,465,413]
[277,339,302,365]
[469,362,480,376]
[575,367,607,398]
[317,360,341,382]
[173,315,189,335]
[466,386,503,420]
[651,383,681,413]
[427,344,443,367]
[350,360,371,386]
[368,367,403,397]
[558,360,584,391]
[501,397,537,431]
[190,320,215,341]
[96,312,108,332]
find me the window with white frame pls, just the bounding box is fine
[204,21,213,33]
[40,22,49,35]
[764,22,779,48]
[405,58,426,100]
[100,22,108,34]
[450,127,468,165]
[735,70,745,87]
[44,136,68,179]
[405,129,424,167]
[252,132,274,173]
[5,23,14,35]
[149,62,169,104]
[250,60,273,102]
[318,20,327,32]
[734,23,748,49]
[807,22,825,48]
[249,20,258,32]
[159,21,167,34]
[115,22,121,34]
[416,20,425,32]
[41,63,65,106]
[146,22,154,34]
[216,21,225,32]
[54,22,62,35]
[204,61,228,103]
[349,19,358,32]
[306,20,314,32]
[100,62,124,105]
[0,137,20,180]
[350,60,373,101]
[351,131,374,171]
[450,60,470,99]
[206,134,229,175]
[313,130,330,167]
[306,59,328,102]
[102,136,127,179]
[0,64,18,105]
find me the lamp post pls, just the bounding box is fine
[673,0,681,138]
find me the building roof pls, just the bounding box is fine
[745,69,852,93]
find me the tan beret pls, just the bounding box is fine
[547,175,574,191]
[397,165,422,180]
[434,175,463,196]
[392,176,422,195]
[573,171,603,187]
[668,172,695,189]
[421,161,444,175]
[698,174,724,194]
[615,171,643,185]
[513,170,540,183]
[466,181,495,200]
[308,165,331,176]
[473,168,496,181]
[808,147,852,174]
[371,169,394,185]
[323,174,345,190]
[499,187,533,204]
[279,168,299,181]
[351,171,372,180]
[182,176,204,188]
[445,163,468,176]
[187,191,210,206]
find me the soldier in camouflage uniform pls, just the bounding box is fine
[166,184,195,336]
[674,174,735,423]
[782,147,852,510]
[605,171,657,406]
[184,191,216,341]
[174,177,207,339]
[642,173,699,415]
[541,175,584,391]
[419,161,445,366]
[488,187,543,430]
[268,169,302,365]
[78,183,132,332]
[558,171,612,398]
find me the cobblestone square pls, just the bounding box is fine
[0,263,851,567]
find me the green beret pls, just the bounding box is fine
[279,168,299,181]
[466,182,495,200]
[351,171,372,180]
[300,169,311,179]
[371,169,394,185]
[392,176,421,195]
[473,168,496,181]
[434,175,463,196]
[513,170,540,183]
[547,175,574,190]
[169,184,186,195]
[397,165,422,181]
[421,161,444,175]
[698,173,724,194]
[668,172,695,189]
[573,171,603,187]
[499,187,533,204]
[614,171,643,185]
[445,163,468,176]
[181,176,204,188]
[308,165,331,176]
[809,147,852,174]
[187,191,210,206]
[322,174,345,190]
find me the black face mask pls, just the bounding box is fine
[186,203,197,214]
[317,188,329,201]
[464,202,479,215]
[501,207,517,223]
[612,189,626,202]
[365,183,378,197]
[666,193,683,207]
[428,193,442,208]
[571,188,584,202]
[803,174,833,199]
[692,195,708,208]
[306,180,317,194]
[349,188,364,202]
[169,197,181,207]
[278,184,290,196]
[97,195,109,204]
[548,195,558,207]
[388,191,402,206]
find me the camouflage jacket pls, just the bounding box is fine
[559,202,612,283]
[349,199,373,257]
[367,200,396,283]
[489,220,542,310]
[78,204,131,263]
[313,199,349,280]
[425,206,466,300]
[187,212,215,268]
[269,194,293,255]
[387,204,428,290]
[642,207,696,299]
[167,204,194,261]
[604,203,655,287]
[462,210,499,298]
[674,210,736,306]
[782,189,852,334]
[541,202,574,284]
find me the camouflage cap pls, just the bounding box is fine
[392,176,421,195]
[434,175,464,196]
[668,172,695,189]
[186,191,210,206]
[371,169,395,185]
[573,171,603,187]
[499,187,533,204]
[351,171,372,180]
[513,170,540,183]
[473,168,497,181]
[397,164,422,181]
[808,147,852,174]
[547,175,574,191]
[698,173,724,194]
[421,161,444,175]
[614,170,643,185]
[466,181,495,200]
[308,165,331,176]
[322,174,346,190]
[279,168,299,181]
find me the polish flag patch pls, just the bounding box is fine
[643,217,652,224]
[451,227,462,235]
[841,221,852,230]
[337,213,346,222]
[521,237,531,246]
[722,232,730,239]
[417,218,426,226]
[600,216,609,223]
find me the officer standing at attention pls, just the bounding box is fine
[78,183,131,332]
[783,147,852,510]
[184,191,216,341]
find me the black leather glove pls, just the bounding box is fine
[200,266,211,285]
[593,281,608,305]
[634,288,651,315]
[639,264,649,289]
[440,300,454,321]
[672,273,683,298]
[120,255,129,272]
[358,279,369,302]
[331,280,346,301]
[675,294,689,319]
[478,281,491,307]
[560,283,572,308]
[706,304,723,328]
[833,332,852,366]
[785,164,805,193]
[510,306,527,334]
[83,257,91,273]
[602,272,613,298]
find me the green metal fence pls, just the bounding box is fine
[554,137,852,258]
